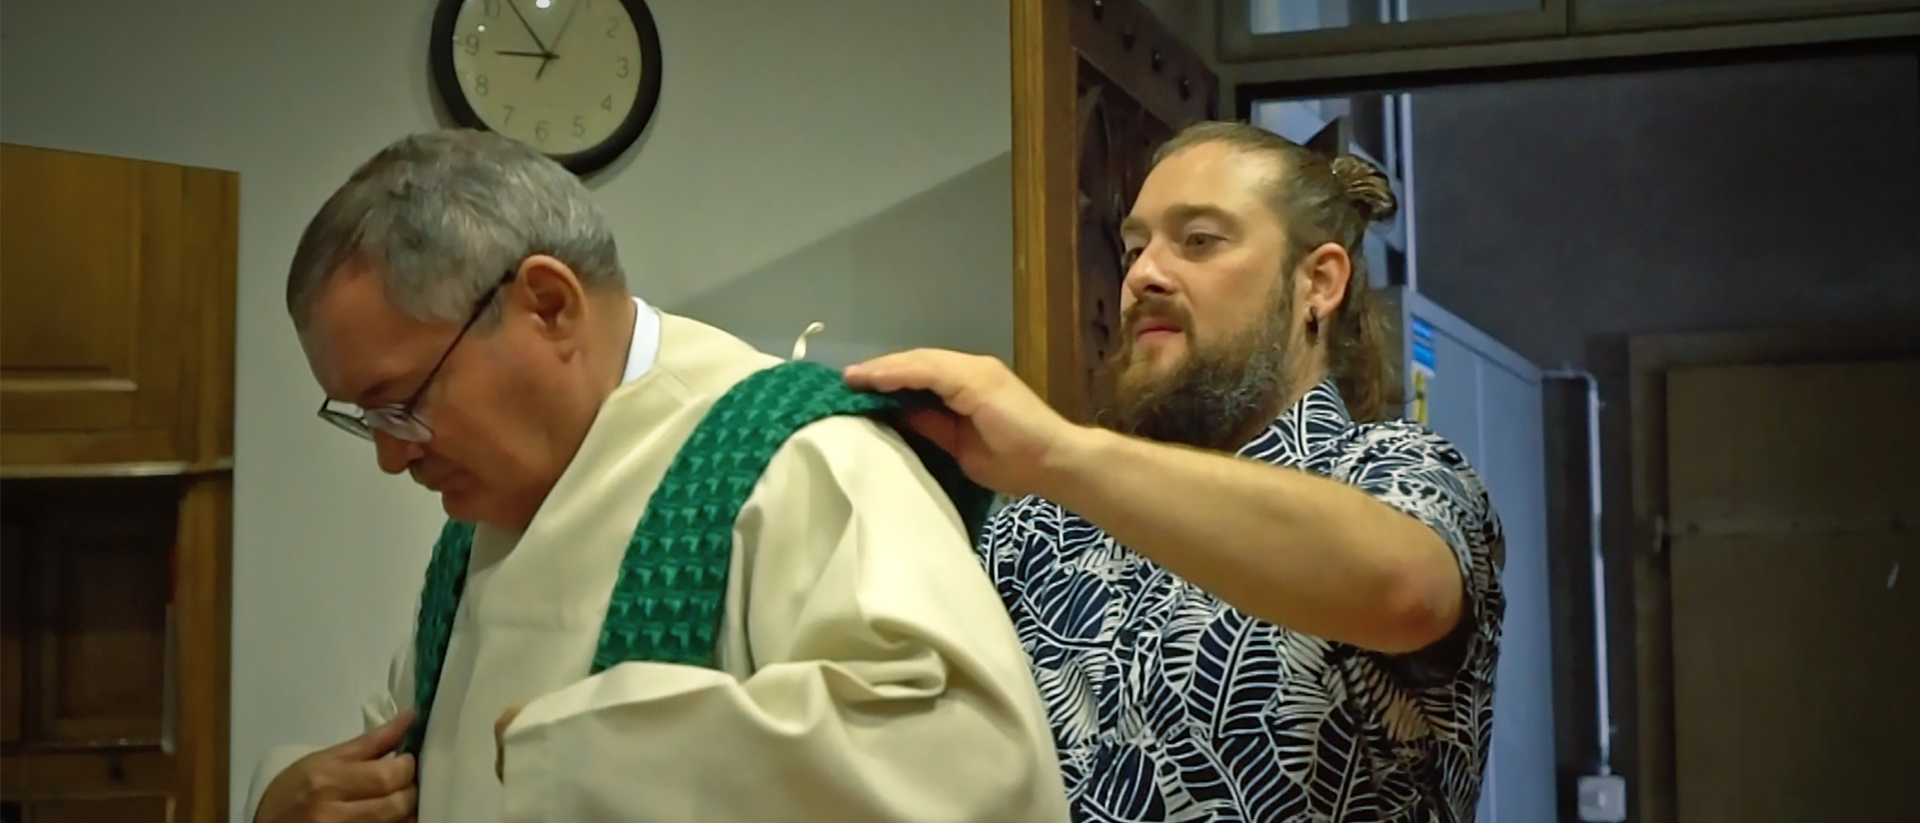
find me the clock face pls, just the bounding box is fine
[435,0,659,169]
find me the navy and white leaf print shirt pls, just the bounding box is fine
[982,380,1505,823]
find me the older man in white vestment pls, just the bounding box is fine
[244,130,1069,823]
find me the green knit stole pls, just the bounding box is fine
[395,360,991,761]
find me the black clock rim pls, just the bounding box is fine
[428,0,663,177]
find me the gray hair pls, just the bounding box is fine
[287,129,625,328]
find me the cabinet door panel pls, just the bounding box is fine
[2,518,25,743]
[0,144,188,465]
[31,795,171,823]
[30,485,176,745]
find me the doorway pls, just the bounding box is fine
[1009,2,1920,821]
[1630,332,1920,822]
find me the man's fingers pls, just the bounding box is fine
[845,349,966,396]
[323,754,417,801]
[335,709,417,761]
[332,785,418,823]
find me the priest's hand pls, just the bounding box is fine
[494,704,524,781]
[844,349,1085,499]
[254,709,418,823]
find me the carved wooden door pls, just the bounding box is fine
[1011,0,1217,422]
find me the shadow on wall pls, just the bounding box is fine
[670,152,1015,368]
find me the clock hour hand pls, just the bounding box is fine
[496,50,549,58]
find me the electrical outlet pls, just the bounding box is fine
[1576,774,1628,823]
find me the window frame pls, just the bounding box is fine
[1571,0,1920,36]
[1221,0,1571,62]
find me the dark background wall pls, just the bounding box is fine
[1409,50,1920,814]
[1405,48,1912,809]
[1415,52,1920,371]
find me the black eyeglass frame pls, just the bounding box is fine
[316,270,517,444]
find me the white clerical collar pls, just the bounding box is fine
[620,296,660,386]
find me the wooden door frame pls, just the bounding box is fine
[1627,324,1920,823]
[1009,0,1082,418]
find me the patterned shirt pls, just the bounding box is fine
[982,380,1505,823]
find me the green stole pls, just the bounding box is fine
[396,360,992,761]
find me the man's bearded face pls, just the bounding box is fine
[1094,282,1303,452]
[1099,141,1324,452]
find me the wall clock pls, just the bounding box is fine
[429,0,663,176]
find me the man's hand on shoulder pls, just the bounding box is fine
[254,710,418,823]
[843,349,1093,500]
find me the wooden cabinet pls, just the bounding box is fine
[18,484,176,747]
[1,143,235,470]
[0,748,175,823]
[2,522,25,745]
[1,143,235,823]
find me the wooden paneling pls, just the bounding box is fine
[0,143,237,471]
[2,522,25,744]
[170,477,231,823]
[30,796,172,823]
[1073,58,1181,415]
[0,143,236,819]
[1068,0,1215,132]
[175,167,240,468]
[1,750,175,796]
[1011,0,1084,420]
[21,483,177,747]
[1,749,175,823]
[1,146,187,461]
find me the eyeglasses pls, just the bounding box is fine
[316,270,516,444]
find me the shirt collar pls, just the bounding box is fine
[1244,378,1352,459]
[619,295,660,386]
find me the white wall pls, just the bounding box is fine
[0,1,1012,817]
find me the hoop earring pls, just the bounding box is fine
[1305,308,1321,336]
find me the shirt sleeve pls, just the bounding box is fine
[1337,426,1506,687]
[497,416,1070,823]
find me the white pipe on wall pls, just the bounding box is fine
[1546,369,1612,774]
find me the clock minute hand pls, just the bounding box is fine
[547,0,585,53]
[532,1,584,81]
[504,0,550,54]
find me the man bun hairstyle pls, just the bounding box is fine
[1150,121,1403,423]
[1330,154,1399,224]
